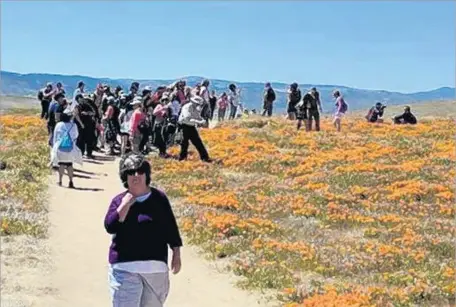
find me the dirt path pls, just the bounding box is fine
[34,153,267,307]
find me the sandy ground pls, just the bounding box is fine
[1,153,270,307]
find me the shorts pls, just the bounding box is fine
[58,162,73,167]
[334,112,344,119]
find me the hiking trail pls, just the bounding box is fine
[34,153,266,307]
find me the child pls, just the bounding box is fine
[217,92,229,122]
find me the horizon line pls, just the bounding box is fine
[1,69,453,95]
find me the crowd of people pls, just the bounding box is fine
[36,78,419,307]
[38,79,418,188]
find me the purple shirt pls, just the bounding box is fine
[335,97,346,113]
[104,188,183,265]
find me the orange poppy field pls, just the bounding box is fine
[0,112,454,306]
[151,117,455,306]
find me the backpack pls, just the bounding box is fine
[339,98,348,113]
[58,124,75,152]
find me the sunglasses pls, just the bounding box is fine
[125,167,146,176]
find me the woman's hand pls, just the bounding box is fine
[117,193,136,222]
[171,247,181,274]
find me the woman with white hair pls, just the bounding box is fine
[177,96,212,162]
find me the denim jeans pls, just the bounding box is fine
[108,268,169,307]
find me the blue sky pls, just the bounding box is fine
[1,1,454,92]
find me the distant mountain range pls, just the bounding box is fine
[1,70,454,113]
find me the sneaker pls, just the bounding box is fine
[68,181,75,189]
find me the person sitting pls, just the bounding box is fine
[366,102,386,123]
[393,106,417,125]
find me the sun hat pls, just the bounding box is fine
[130,96,143,106]
[161,92,170,101]
[190,96,204,105]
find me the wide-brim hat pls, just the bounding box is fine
[190,96,204,105]
[130,96,143,106]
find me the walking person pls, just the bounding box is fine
[209,90,217,121]
[332,90,348,132]
[103,96,119,155]
[302,87,323,131]
[262,82,276,117]
[287,83,301,120]
[105,152,183,307]
[129,97,146,154]
[217,92,229,122]
[47,93,67,146]
[152,94,171,158]
[119,99,134,156]
[76,94,97,159]
[178,96,212,162]
[50,111,83,188]
[38,82,54,119]
[228,84,241,120]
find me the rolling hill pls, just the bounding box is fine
[1,70,454,113]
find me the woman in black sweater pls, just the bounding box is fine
[104,153,183,306]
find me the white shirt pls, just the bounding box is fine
[228,90,241,107]
[111,192,169,274]
[50,122,83,166]
[169,100,181,117]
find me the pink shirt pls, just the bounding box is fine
[218,97,228,110]
[129,109,145,135]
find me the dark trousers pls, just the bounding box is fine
[306,109,320,131]
[77,122,95,156]
[41,100,50,119]
[154,123,166,155]
[210,102,216,120]
[229,106,237,120]
[47,125,55,146]
[262,101,273,117]
[179,124,209,161]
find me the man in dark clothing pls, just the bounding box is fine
[77,95,98,159]
[262,82,276,117]
[38,83,54,119]
[366,102,386,123]
[302,87,323,131]
[47,93,67,146]
[287,83,301,120]
[209,90,217,120]
[393,106,417,125]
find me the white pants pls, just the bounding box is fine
[109,268,170,307]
